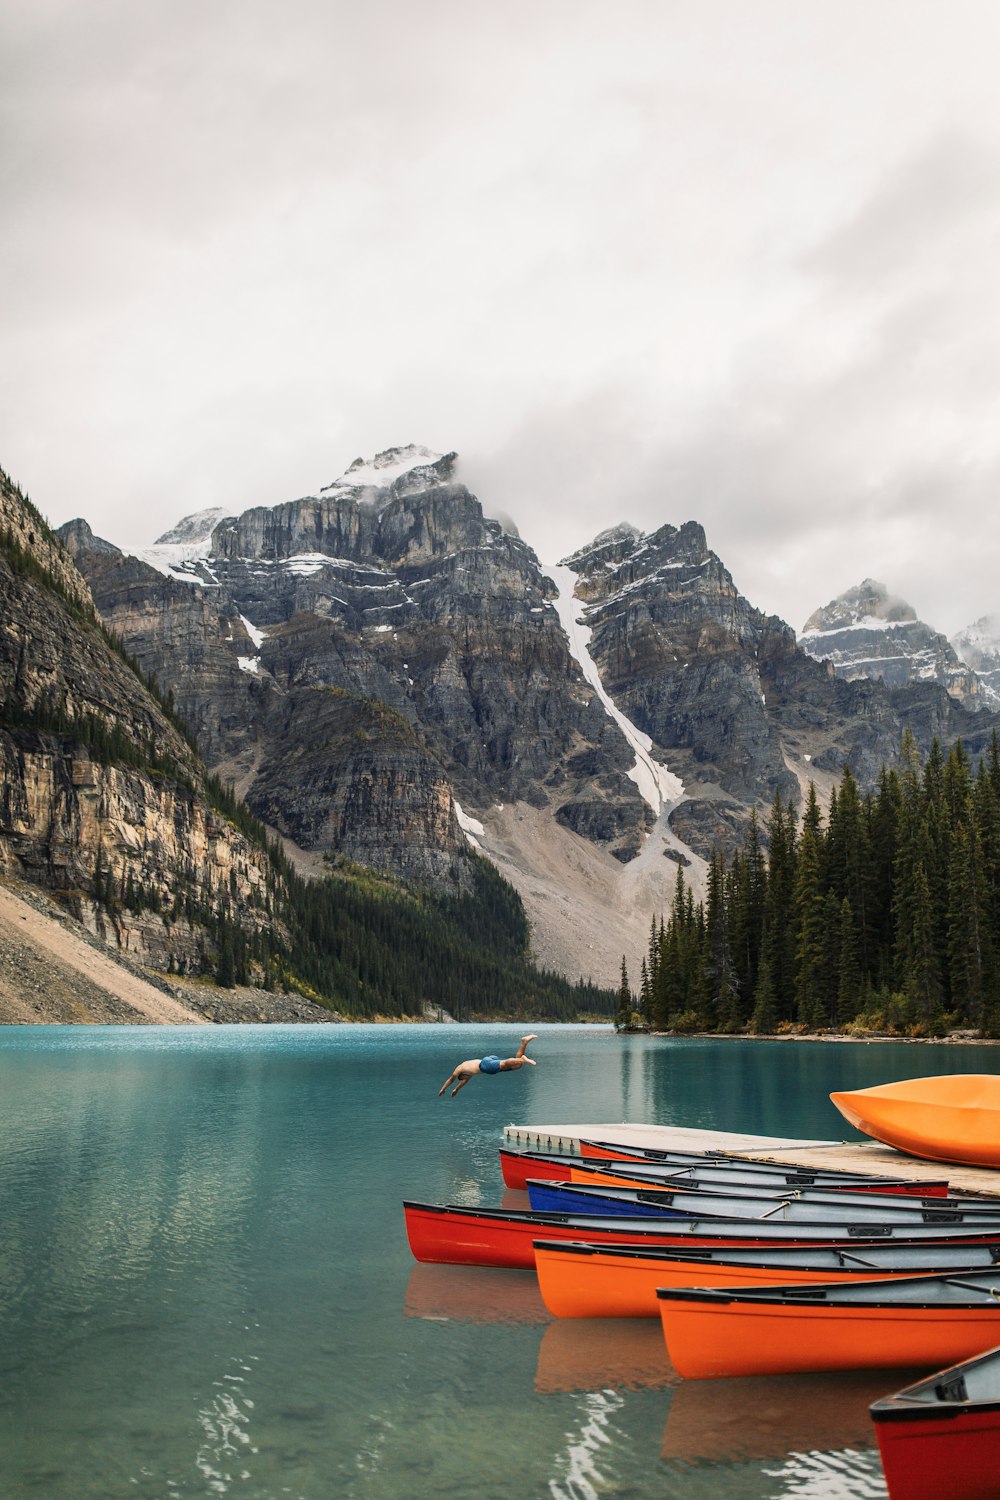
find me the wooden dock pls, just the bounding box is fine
[503,1121,1000,1198]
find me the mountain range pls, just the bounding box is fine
[45,445,1000,989]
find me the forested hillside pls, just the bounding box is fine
[634,731,1000,1037]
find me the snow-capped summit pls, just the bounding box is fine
[800,579,988,708]
[801,578,914,634]
[952,614,1000,704]
[137,507,233,583]
[590,522,643,550]
[320,445,449,495]
[153,507,233,547]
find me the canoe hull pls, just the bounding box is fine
[524,1178,1000,1225]
[563,1161,948,1196]
[831,1074,1000,1169]
[658,1295,1000,1379]
[875,1406,1000,1500]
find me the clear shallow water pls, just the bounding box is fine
[1,1024,997,1500]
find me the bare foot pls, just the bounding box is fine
[522,1034,538,1043]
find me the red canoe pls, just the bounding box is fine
[871,1343,1000,1500]
[403,1199,1000,1270]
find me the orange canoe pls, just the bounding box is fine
[830,1074,1000,1169]
[657,1271,1000,1379]
[533,1239,1000,1319]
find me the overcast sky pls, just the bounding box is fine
[3,1,1000,637]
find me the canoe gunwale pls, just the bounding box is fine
[655,1273,1000,1309]
[530,1237,1000,1270]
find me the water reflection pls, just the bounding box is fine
[535,1318,676,1393]
[547,1389,626,1500]
[403,1264,550,1324]
[661,1368,909,1465]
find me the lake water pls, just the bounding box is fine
[2,1024,998,1500]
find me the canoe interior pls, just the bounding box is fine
[524,1179,1000,1225]
[873,1344,1000,1412]
[657,1270,1000,1307]
[531,1239,1000,1275]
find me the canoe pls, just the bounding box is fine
[564,1157,950,1197]
[500,1146,946,1195]
[533,1238,1000,1319]
[524,1178,1000,1225]
[657,1270,1000,1379]
[871,1343,1000,1500]
[403,1199,1000,1270]
[830,1074,1000,1169]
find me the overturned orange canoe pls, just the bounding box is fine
[830,1074,1000,1169]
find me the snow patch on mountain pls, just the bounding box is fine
[542,563,683,816]
[452,800,485,851]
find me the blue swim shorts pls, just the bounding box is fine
[479,1055,502,1074]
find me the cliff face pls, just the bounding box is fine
[1,468,279,976]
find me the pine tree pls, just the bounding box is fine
[749,952,778,1034]
[793,785,828,1028]
[615,956,633,1031]
[704,850,738,1030]
[760,790,797,1021]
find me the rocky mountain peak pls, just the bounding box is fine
[799,578,989,708]
[57,517,122,563]
[802,578,915,634]
[154,507,235,547]
[952,614,1000,705]
[320,445,455,504]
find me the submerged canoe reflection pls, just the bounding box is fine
[661,1367,919,1466]
[403,1263,550,1325]
[535,1316,676,1393]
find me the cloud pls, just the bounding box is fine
[801,132,1000,294]
[5,6,1000,648]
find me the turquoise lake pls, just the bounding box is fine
[2,1024,999,1500]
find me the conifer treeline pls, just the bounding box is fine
[636,731,1000,1038]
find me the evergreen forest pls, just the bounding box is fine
[627,731,1000,1038]
[268,854,617,1022]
